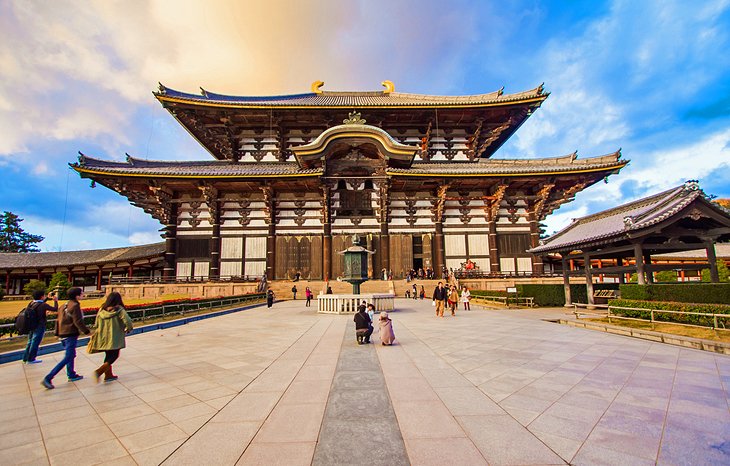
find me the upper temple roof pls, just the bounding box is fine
[154,82,548,108]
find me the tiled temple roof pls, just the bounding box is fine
[73,154,324,177]
[73,151,624,178]
[0,243,165,270]
[530,181,728,254]
[155,83,548,108]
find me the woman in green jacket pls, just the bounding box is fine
[89,292,133,383]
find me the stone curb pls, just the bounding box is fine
[0,301,265,365]
[559,319,730,355]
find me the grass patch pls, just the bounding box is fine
[586,318,730,343]
[0,297,265,354]
[0,294,191,319]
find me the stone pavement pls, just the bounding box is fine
[1,298,729,465]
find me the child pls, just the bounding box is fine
[379,312,396,345]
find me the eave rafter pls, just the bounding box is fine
[532,181,556,220]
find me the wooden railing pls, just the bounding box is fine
[471,296,536,308]
[317,294,395,315]
[572,302,730,331]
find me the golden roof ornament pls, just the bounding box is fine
[343,111,366,125]
[311,80,325,94]
[381,80,395,94]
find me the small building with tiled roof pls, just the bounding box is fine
[71,81,628,282]
[0,243,165,295]
[530,181,730,305]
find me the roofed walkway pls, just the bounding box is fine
[1,298,729,465]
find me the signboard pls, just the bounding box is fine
[506,287,517,294]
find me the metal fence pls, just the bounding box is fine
[0,294,265,341]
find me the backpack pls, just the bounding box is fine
[15,302,41,335]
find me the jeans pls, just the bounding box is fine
[22,325,46,362]
[45,335,79,381]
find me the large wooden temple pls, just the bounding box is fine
[71,81,628,281]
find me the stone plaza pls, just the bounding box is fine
[1,298,729,465]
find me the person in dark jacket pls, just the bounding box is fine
[22,289,58,364]
[42,287,90,389]
[432,282,448,318]
[354,306,373,344]
[266,288,275,308]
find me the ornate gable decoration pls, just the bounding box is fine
[343,112,366,125]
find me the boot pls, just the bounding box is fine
[104,364,118,382]
[94,363,109,384]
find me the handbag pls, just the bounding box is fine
[87,331,98,354]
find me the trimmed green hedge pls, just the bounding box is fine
[472,284,619,307]
[620,284,730,305]
[609,298,730,328]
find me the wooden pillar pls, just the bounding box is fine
[380,223,390,279]
[528,213,543,275]
[128,265,133,278]
[584,254,595,306]
[680,269,686,282]
[96,268,102,291]
[644,253,654,283]
[562,257,572,307]
[434,222,445,277]
[597,260,604,283]
[321,185,332,281]
[36,269,42,280]
[634,243,646,285]
[488,221,499,273]
[209,200,221,280]
[5,271,10,295]
[706,240,720,283]
[262,186,276,281]
[617,258,625,284]
[163,204,178,280]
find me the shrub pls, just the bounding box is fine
[654,270,678,282]
[48,272,72,299]
[609,298,730,328]
[23,279,46,297]
[701,261,730,282]
[619,283,730,305]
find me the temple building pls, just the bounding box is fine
[71,81,627,281]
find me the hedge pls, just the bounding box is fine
[609,298,730,328]
[471,284,619,307]
[619,283,730,305]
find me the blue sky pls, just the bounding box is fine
[1,0,729,251]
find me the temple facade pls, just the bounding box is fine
[72,81,627,281]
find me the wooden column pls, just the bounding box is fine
[209,200,221,280]
[617,258,625,284]
[96,268,102,291]
[378,181,390,278]
[5,272,10,295]
[321,186,332,281]
[488,220,499,273]
[706,240,720,283]
[644,253,654,283]
[562,256,572,307]
[584,254,595,306]
[528,212,543,275]
[262,186,276,281]
[434,222,445,276]
[634,243,646,285]
[163,203,178,280]
[128,265,133,278]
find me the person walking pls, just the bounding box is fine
[266,288,275,308]
[412,284,418,300]
[305,287,313,307]
[448,285,459,316]
[88,292,133,383]
[291,285,297,300]
[42,287,90,389]
[461,286,471,311]
[419,285,426,300]
[22,289,58,364]
[379,312,396,346]
[432,282,447,318]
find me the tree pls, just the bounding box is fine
[0,211,44,253]
[23,279,46,296]
[48,272,72,299]
[654,270,678,282]
[701,261,730,282]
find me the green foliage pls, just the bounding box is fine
[0,211,44,253]
[701,261,730,282]
[23,279,46,296]
[620,283,730,304]
[48,272,72,299]
[609,298,730,328]
[654,270,678,283]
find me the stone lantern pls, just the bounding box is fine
[339,234,375,294]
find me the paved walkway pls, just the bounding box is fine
[1,298,729,465]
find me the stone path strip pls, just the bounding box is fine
[312,325,408,465]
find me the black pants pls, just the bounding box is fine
[104,349,120,365]
[356,326,373,343]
